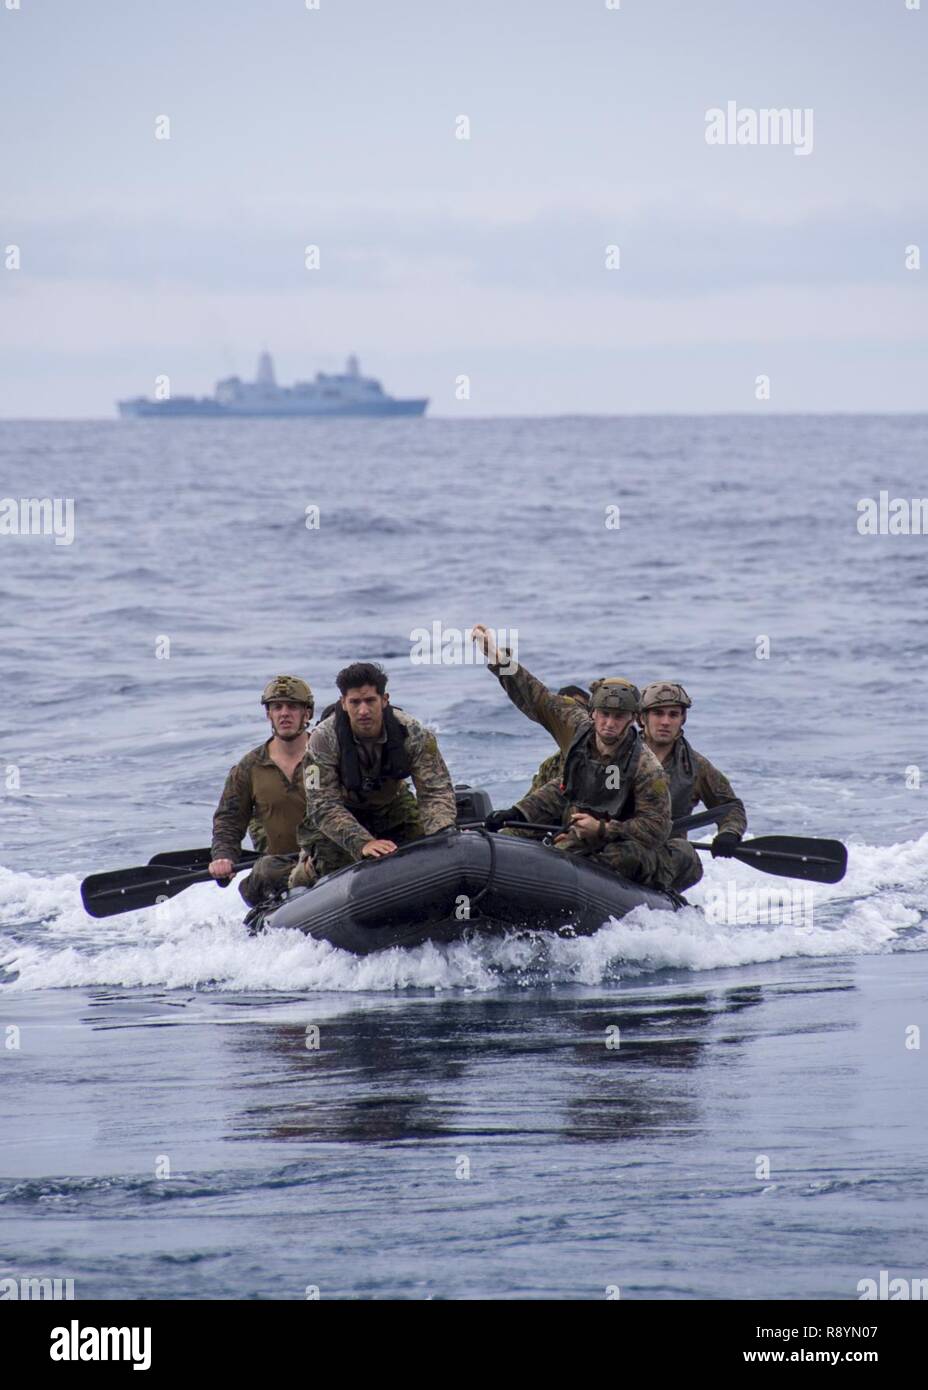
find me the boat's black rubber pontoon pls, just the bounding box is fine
[251,824,682,955]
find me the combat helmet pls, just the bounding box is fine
[639,681,691,713]
[261,675,314,709]
[589,676,640,714]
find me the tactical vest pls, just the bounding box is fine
[561,723,641,821]
[249,759,305,855]
[664,735,698,821]
[335,704,414,807]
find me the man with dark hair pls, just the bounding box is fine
[209,676,314,905]
[289,661,456,885]
[337,660,389,699]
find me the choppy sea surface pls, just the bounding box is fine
[1,414,926,1299]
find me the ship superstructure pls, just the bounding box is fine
[118,353,427,418]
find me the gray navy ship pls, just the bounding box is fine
[118,352,428,418]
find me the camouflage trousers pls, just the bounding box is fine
[289,787,425,887]
[238,854,296,907]
[654,837,704,892]
[558,837,661,888]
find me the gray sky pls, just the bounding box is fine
[1,0,926,416]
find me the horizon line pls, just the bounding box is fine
[2,409,928,425]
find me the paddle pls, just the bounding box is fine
[80,854,296,920]
[457,820,565,833]
[693,835,847,884]
[672,802,740,835]
[464,802,743,838]
[147,847,261,871]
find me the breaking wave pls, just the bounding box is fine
[1,833,925,995]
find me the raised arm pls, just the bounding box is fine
[471,624,585,753]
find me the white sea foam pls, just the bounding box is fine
[0,833,925,994]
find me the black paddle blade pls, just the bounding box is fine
[80,863,214,919]
[693,834,847,884]
[147,848,260,871]
[734,836,847,883]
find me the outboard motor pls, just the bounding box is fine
[454,784,493,826]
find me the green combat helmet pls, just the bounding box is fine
[589,676,641,713]
[261,675,314,709]
[639,681,691,712]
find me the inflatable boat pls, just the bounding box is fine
[248,789,682,953]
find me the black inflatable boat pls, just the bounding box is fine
[250,790,682,954]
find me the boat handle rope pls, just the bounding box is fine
[468,827,498,909]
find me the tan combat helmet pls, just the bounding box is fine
[639,681,692,712]
[589,676,640,713]
[261,675,314,710]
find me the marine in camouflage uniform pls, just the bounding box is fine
[478,644,671,887]
[210,676,313,906]
[638,681,747,892]
[290,663,457,884]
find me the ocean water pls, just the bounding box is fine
[1,415,926,1299]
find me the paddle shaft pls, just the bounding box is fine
[148,847,261,870]
[150,857,281,892]
[693,843,836,867]
[109,854,294,901]
[459,802,740,838]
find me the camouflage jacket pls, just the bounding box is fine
[491,657,671,849]
[530,749,563,793]
[299,708,456,857]
[211,740,306,861]
[651,734,747,838]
